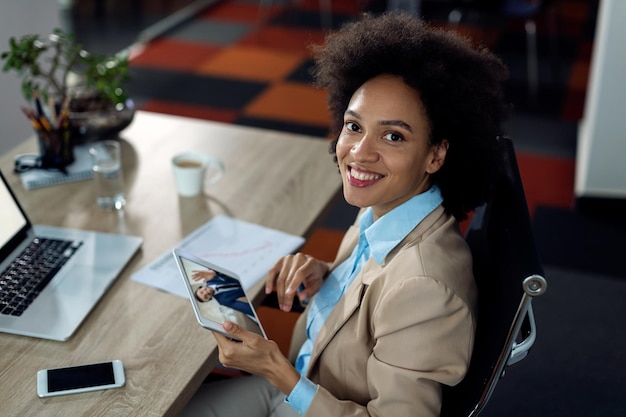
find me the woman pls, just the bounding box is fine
[180,11,509,417]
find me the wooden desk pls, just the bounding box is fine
[0,111,342,416]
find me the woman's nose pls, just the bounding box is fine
[351,134,378,161]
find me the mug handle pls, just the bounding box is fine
[204,157,224,188]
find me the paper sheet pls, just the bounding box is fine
[131,215,305,298]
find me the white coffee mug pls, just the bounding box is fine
[172,152,224,197]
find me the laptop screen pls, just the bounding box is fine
[0,170,29,257]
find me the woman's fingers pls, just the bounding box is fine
[265,253,316,311]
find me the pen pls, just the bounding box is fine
[56,96,71,130]
[33,90,44,116]
[20,107,42,131]
[48,95,57,126]
[39,116,51,132]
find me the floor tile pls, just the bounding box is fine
[168,18,253,45]
[505,114,577,159]
[234,116,330,138]
[129,67,267,109]
[243,81,330,126]
[567,49,592,92]
[198,0,263,23]
[269,7,355,30]
[284,59,316,85]
[300,227,347,262]
[196,45,306,82]
[559,90,586,121]
[140,99,239,123]
[130,39,221,71]
[516,152,576,215]
[256,306,300,356]
[321,197,360,230]
[238,25,326,56]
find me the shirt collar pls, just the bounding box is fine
[358,185,444,265]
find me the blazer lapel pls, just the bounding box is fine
[307,262,374,373]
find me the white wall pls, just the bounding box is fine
[0,0,72,156]
[576,0,626,199]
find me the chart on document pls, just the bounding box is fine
[131,215,305,298]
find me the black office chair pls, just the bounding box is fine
[440,136,547,417]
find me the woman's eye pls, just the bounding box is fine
[383,132,403,142]
[345,121,360,132]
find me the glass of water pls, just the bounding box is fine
[89,140,126,210]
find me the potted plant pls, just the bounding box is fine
[1,28,134,167]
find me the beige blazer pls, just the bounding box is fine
[289,205,477,417]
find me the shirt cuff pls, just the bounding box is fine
[285,376,317,415]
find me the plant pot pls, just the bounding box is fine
[67,93,135,143]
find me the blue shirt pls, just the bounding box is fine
[285,186,444,415]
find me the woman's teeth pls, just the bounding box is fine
[350,168,381,181]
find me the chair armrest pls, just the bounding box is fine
[508,275,547,366]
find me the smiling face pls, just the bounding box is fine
[196,286,215,302]
[336,75,448,220]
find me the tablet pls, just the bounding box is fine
[173,248,267,341]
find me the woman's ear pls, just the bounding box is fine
[426,139,449,174]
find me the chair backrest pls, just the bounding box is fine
[440,137,547,417]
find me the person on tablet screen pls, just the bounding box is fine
[192,269,254,317]
[180,11,510,417]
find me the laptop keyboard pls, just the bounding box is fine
[0,237,82,317]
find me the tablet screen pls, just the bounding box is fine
[173,249,266,340]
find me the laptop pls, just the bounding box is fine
[0,169,142,341]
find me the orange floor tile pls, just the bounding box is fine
[196,45,306,82]
[299,227,347,262]
[256,306,301,357]
[243,82,330,127]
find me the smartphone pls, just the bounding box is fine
[36,360,125,398]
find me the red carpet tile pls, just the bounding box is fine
[238,26,327,56]
[299,227,347,262]
[256,306,301,356]
[130,39,221,72]
[517,152,576,215]
[297,0,364,15]
[198,0,263,23]
[140,100,239,124]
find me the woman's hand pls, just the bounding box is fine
[213,321,301,395]
[265,253,330,312]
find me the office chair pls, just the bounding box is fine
[439,136,547,417]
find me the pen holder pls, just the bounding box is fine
[37,126,74,169]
